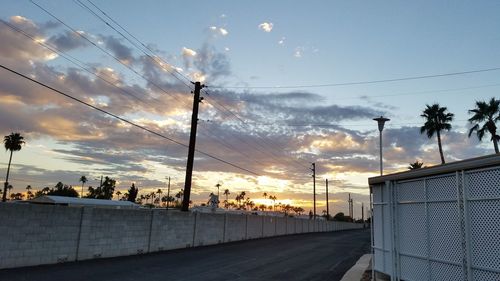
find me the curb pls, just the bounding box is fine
[339,254,371,281]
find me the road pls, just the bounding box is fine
[0,229,370,281]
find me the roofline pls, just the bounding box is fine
[368,153,500,185]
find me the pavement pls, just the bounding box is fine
[339,254,372,281]
[0,229,370,281]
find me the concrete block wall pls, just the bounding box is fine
[0,204,363,269]
[0,204,81,268]
[194,213,225,246]
[276,217,287,235]
[246,215,262,239]
[77,208,151,260]
[150,211,195,251]
[262,216,276,237]
[224,214,246,242]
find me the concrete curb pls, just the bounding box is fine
[339,254,371,281]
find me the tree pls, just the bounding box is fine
[3,132,25,202]
[333,212,349,222]
[175,189,184,205]
[420,104,454,164]
[116,191,122,200]
[46,182,79,197]
[6,184,13,199]
[156,189,163,206]
[86,176,115,199]
[127,183,139,202]
[79,176,87,198]
[408,161,424,170]
[468,98,500,154]
[25,185,34,200]
[263,192,267,200]
[269,195,277,211]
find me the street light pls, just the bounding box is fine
[373,116,390,176]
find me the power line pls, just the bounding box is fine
[0,19,148,103]
[203,90,310,169]
[30,0,192,109]
[0,64,259,176]
[208,67,500,89]
[74,0,193,90]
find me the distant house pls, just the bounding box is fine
[30,195,140,209]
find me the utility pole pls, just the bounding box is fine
[325,179,329,219]
[166,176,171,210]
[182,82,204,212]
[362,202,365,227]
[311,163,316,219]
[348,193,353,220]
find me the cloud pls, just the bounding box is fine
[0,17,56,62]
[100,35,135,64]
[48,30,88,52]
[219,27,228,36]
[258,22,273,32]
[192,44,231,81]
[182,47,197,57]
[278,37,285,45]
[209,26,229,36]
[294,47,303,58]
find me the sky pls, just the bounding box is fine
[1,0,500,218]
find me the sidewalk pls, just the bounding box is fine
[339,254,371,281]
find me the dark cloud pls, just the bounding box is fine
[48,30,88,52]
[100,35,135,64]
[193,44,231,81]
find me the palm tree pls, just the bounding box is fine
[116,190,122,200]
[263,192,267,200]
[26,185,33,200]
[468,98,500,154]
[156,189,163,206]
[79,176,87,198]
[420,104,454,164]
[7,184,13,200]
[3,132,25,202]
[408,161,424,170]
[269,195,277,211]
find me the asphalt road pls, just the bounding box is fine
[0,229,370,281]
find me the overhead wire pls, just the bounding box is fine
[70,0,311,172]
[30,0,193,110]
[0,64,259,176]
[73,0,298,172]
[0,19,149,104]
[203,90,310,169]
[74,0,193,90]
[209,67,500,89]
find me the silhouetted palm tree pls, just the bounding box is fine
[468,98,500,154]
[79,176,87,198]
[26,185,33,200]
[116,190,122,200]
[223,189,230,209]
[420,104,454,164]
[156,189,163,206]
[269,195,277,211]
[3,132,25,202]
[408,161,424,170]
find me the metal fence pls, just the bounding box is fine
[369,155,500,281]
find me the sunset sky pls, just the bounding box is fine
[1,1,500,217]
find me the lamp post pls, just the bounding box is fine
[373,116,390,175]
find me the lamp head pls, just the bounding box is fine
[373,116,390,132]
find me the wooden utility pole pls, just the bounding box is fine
[181,82,204,212]
[311,163,316,219]
[325,179,329,219]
